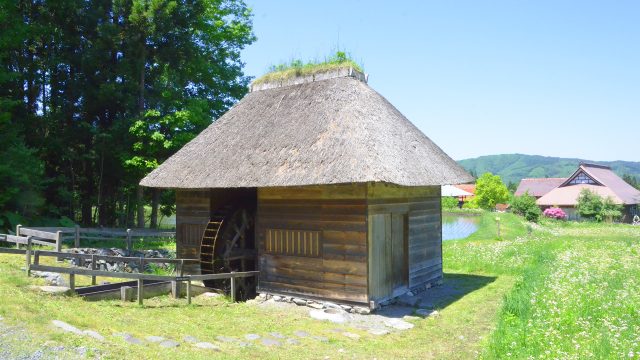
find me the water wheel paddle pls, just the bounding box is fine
[200,205,256,300]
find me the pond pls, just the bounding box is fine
[442,213,480,240]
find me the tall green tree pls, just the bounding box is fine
[0,0,255,229]
[475,173,510,210]
[623,174,639,190]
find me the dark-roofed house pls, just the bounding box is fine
[537,163,640,221]
[140,66,472,308]
[515,178,567,198]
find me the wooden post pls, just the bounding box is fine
[25,236,32,276]
[56,231,63,262]
[171,259,184,299]
[230,272,236,302]
[126,229,132,253]
[74,225,80,248]
[137,278,144,305]
[91,254,97,285]
[171,281,179,299]
[186,278,192,305]
[69,273,75,293]
[138,256,144,274]
[15,225,21,249]
[34,250,40,266]
[121,286,131,302]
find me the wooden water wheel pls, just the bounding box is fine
[200,204,256,301]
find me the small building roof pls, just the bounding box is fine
[141,67,473,189]
[514,178,567,197]
[441,185,473,197]
[537,184,623,206]
[454,184,476,195]
[537,163,640,206]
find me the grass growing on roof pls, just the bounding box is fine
[252,51,364,85]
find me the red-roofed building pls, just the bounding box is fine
[536,163,640,222]
[454,184,475,199]
[515,178,567,199]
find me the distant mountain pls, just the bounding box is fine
[457,154,640,186]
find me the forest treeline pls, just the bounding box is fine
[0,0,255,230]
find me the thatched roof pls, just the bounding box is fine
[141,67,472,189]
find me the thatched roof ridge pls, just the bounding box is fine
[141,73,473,189]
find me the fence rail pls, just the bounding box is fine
[0,241,258,305]
[5,225,176,252]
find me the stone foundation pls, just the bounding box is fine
[256,276,444,314]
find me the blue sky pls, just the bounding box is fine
[241,1,639,161]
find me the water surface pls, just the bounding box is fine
[442,214,480,240]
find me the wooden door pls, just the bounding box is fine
[369,213,408,301]
[391,213,408,293]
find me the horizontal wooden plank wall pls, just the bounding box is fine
[257,185,369,304]
[367,183,442,299]
[176,190,210,273]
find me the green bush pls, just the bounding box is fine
[576,189,623,222]
[510,192,542,222]
[475,173,510,210]
[441,196,459,210]
[462,197,480,209]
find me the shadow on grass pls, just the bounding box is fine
[377,273,497,318]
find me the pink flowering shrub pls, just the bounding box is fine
[543,207,567,220]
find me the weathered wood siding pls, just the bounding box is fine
[257,184,369,304]
[176,190,210,273]
[367,183,441,302]
[175,189,257,274]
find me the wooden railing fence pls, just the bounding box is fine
[5,225,176,253]
[0,240,258,305]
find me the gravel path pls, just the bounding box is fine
[0,316,94,360]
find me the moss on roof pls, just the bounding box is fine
[253,52,364,86]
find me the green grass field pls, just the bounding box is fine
[0,212,638,359]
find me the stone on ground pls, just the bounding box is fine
[40,286,71,295]
[194,342,220,350]
[342,332,361,340]
[51,320,83,335]
[294,330,310,338]
[117,333,144,345]
[309,308,348,323]
[308,302,324,309]
[416,308,438,317]
[216,335,237,343]
[269,332,285,339]
[244,334,260,341]
[293,298,306,306]
[397,294,420,307]
[200,292,222,298]
[384,318,414,330]
[261,338,281,347]
[352,306,371,315]
[145,335,165,343]
[83,330,105,342]
[159,340,180,348]
[183,335,198,343]
[286,338,300,345]
[368,328,390,336]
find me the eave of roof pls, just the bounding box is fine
[140,70,473,189]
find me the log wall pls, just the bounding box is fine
[256,184,369,304]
